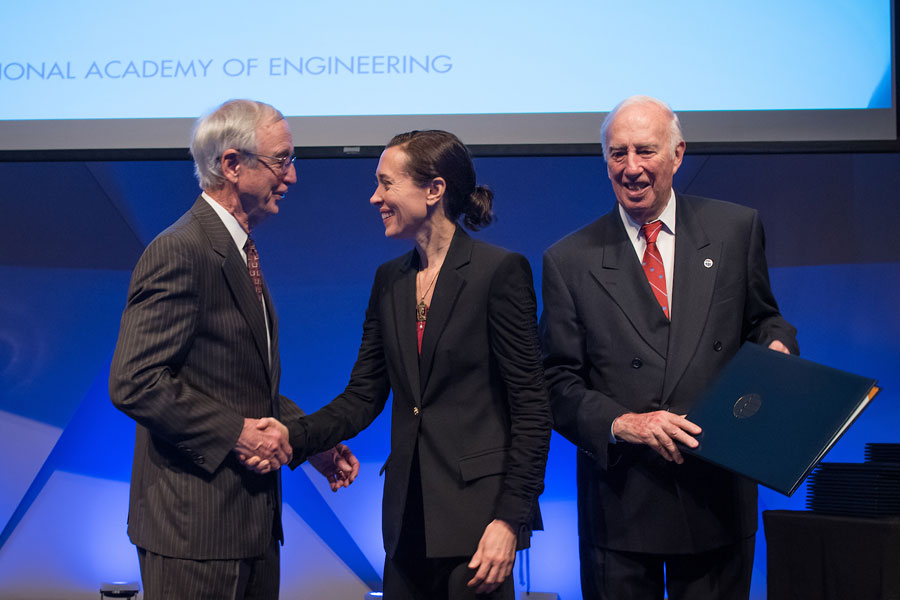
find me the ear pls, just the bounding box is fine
[221,149,242,183]
[425,176,446,207]
[671,140,686,174]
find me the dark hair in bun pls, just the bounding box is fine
[387,130,493,230]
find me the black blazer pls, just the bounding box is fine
[293,227,551,558]
[540,194,798,554]
[110,197,305,559]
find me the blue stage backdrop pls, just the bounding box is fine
[0,152,898,599]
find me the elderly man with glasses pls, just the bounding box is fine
[110,99,357,600]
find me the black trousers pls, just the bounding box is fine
[137,539,279,600]
[384,446,514,600]
[579,536,755,600]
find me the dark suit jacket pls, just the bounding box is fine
[539,194,798,555]
[292,227,551,558]
[109,197,305,559]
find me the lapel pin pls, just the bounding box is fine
[703,258,714,269]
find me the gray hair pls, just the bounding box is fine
[190,99,285,190]
[600,95,684,162]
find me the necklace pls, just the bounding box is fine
[416,268,439,322]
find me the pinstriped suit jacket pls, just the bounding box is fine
[110,196,305,559]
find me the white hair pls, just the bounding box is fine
[600,95,684,162]
[190,99,285,190]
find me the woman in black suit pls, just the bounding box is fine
[293,130,551,599]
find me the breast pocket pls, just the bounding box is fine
[712,277,746,306]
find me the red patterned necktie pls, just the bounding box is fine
[244,238,264,305]
[640,221,669,319]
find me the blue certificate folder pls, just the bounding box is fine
[682,343,880,497]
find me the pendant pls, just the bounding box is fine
[416,301,427,322]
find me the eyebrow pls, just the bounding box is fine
[608,143,658,152]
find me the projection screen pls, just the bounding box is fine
[0,0,895,157]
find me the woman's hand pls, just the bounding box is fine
[467,519,516,593]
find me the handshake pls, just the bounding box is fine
[234,417,359,492]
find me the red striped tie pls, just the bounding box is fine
[641,221,669,319]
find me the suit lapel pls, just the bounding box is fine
[191,197,272,387]
[392,251,422,408]
[263,281,280,409]
[418,227,471,397]
[588,212,669,359]
[662,194,719,402]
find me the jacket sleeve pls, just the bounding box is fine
[278,394,305,421]
[539,249,631,470]
[487,253,552,530]
[287,266,392,467]
[742,211,799,354]
[108,235,244,474]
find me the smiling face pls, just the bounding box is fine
[369,146,431,239]
[237,118,297,230]
[605,101,684,224]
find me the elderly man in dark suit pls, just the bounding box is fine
[539,96,798,600]
[109,99,356,600]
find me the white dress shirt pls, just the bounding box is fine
[202,192,271,362]
[618,189,677,316]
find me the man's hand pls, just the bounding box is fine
[768,339,791,354]
[612,411,702,463]
[308,444,360,491]
[234,417,292,474]
[467,519,516,594]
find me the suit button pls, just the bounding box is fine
[713,341,723,352]
[631,358,643,369]
[413,406,420,416]
[196,456,205,465]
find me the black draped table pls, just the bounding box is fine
[763,510,900,600]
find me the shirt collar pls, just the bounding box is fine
[618,189,677,242]
[202,191,249,256]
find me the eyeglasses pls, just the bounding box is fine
[241,150,296,173]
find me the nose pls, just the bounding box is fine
[623,152,642,178]
[283,162,298,185]
[369,187,382,206]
